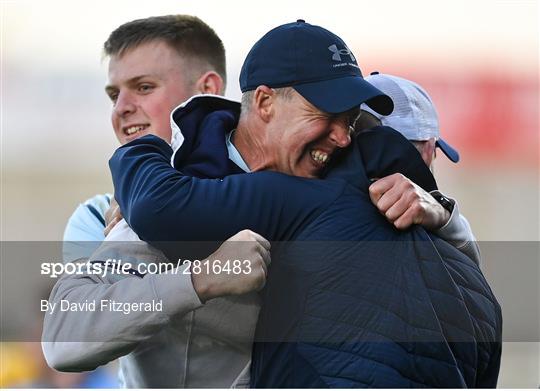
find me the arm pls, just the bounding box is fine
[62,194,111,263]
[369,174,481,265]
[103,198,124,237]
[43,241,202,372]
[430,192,481,265]
[109,135,335,245]
[63,194,111,241]
[43,230,270,371]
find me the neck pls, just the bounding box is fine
[233,117,272,172]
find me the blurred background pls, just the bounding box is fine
[1,0,538,387]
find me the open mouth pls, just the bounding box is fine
[310,149,329,166]
[124,124,149,136]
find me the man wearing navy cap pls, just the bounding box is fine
[108,20,501,388]
[231,23,471,254]
[232,19,392,180]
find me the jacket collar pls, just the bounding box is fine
[324,126,438,193]
[170,95,243,178]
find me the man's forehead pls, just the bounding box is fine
[107,40,185,85]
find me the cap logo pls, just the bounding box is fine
[328,44,356,62]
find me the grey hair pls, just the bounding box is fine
[410,140,436,173]
[240,87,294,117]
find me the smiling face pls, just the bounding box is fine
[106,40,198,144]
[266,90,356,178]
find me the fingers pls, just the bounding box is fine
[383,194,411,223]
[375,185,405,215]
[393,203,424,230]
[230,229,271,251]
[259,255,268,277]
[369,174,435,230]
[103,198,123,237]
[258,244,272,267]
[242,232,271,290]
[104,198,120,224]
[369,174,411,226]
[249,234,272,267]
[369,173,403,204]
[255,234,271,252]
[103,215,122,236]
[248,230,271,252]
[371,173,450,231]
[245,235,271,287]
[253,251,269,291]
[257,256,268,291]
[227,229,271,265]
[198,229,272,298]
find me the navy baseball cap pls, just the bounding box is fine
[239,20,394,115]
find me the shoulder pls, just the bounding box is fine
[63,193,112,242]
[82,193,113,214]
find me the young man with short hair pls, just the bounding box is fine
[63,15,226,252]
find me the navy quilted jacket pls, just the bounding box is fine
[250,213,501,388]
[110,98,502,388]
[249,130,502,388]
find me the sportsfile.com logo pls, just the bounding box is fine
[328,44,356,62]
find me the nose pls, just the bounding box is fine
[113,90,136,118]
[328,122,351,148]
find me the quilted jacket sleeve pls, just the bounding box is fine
[109,135,343,246]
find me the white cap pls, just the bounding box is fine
[362,72,459,163]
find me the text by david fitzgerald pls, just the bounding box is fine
[41,299,162,315]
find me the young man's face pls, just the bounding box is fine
[266,90,354,178]
[106,40,197,144]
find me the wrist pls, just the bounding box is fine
[431,191,455,214]
[191,272,211,303]
[437,208,451,230]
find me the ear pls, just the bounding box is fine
[194,71,224,95]
[253,85,275,123]
[419,138,437,167]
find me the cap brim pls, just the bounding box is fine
[293,75,394,115]
[436,138,460,163]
